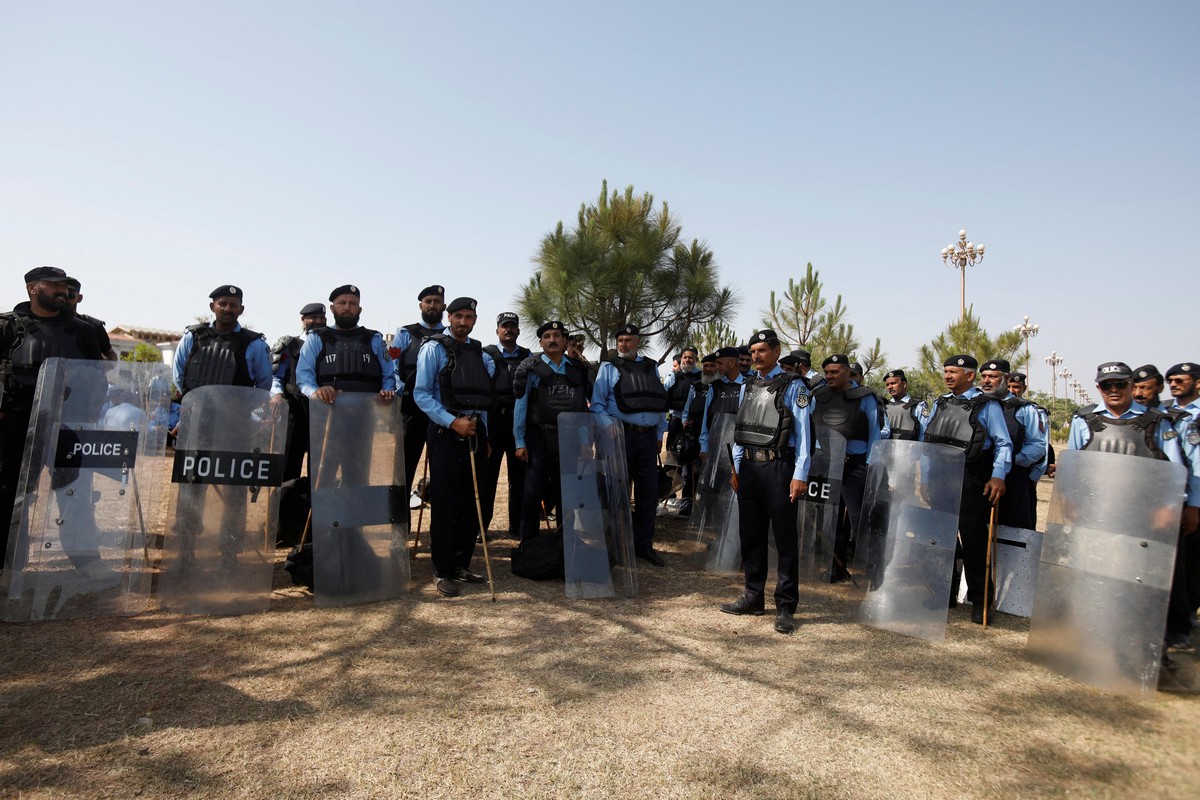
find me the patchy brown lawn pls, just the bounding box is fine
[1,475,1197,799]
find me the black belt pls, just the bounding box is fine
[624,423,657,434]
[845,452,868,463]
[743,447,795,462]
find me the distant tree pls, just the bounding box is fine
[690,319,741,355]
[1028,390,1080,443]
[904,312,1028,404]
[518,180,738,363]
[121,342,164,363]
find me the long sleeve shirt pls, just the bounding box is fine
[413,336,495,429]
[514,354,582,449]
[1007,393,1049,470]
[171,323,272,391]
[731,365,813,482]
[294,328,396,398]
[919,386,1013,480]
[589,357,668,435]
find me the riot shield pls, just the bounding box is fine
[992,525,1044,618]
[308,393,408,607]
[1027,450,1185,697]
[798,431,847,583]
[158,385,287,615]
[853,440,964,642]
[556,413,637,599]
[691,413,736,539]
[2,358,171,622]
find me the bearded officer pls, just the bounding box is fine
[270,302,327,481]
[414,297,496,597]
[481,312,532,536]
[391,285,447,495]
[172,285,272,398]
[1163,361,1200,643]
[811,353,881,581]
[62,277,117,361]
[295,287,394,403]
[683,352,720,430]
[737,344,753,378]
[512,320,590,541]
[980,358,1046,531]
[920,354,1012,624]
[0,267,104,564]
[590,323,669,566]
[881,369,924,441]
[719,329,812,634]
[1006,372,1052,525]
[697,347,745,458]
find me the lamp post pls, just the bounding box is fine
[1045,351,1064,400]
[941,229,986,320]
[1014,315,1039,377]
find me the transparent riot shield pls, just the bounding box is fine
[2,358,171,622]
[852,440,964,642]
[992,525,1044,618]
[1027,450,1185,698]
[158,385,287,615]
[798,431,847,583]
[557,413,637,599]
[691,413,736,539]
[308,393,408,607]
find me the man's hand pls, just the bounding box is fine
[1047,464,1056,478]
[450,416,476,437]
[789,479,808,503]
[378,389,395,402]
[983,477,1006,505]
[312,386,338,404]
[269,393,286,414]
[1182,505,1198,535]
[515,447,528,462]
[729,471,739,493]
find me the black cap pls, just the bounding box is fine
[25,266,71,283]
[1095,362,1133,382]
[446,296,477,314]
[823,354,849,368]
[418,285,445,301]
[1166,362,1200,379]
[536,320,565,337]
[884,369,906,381]
[209,285,244,301]
[1133,364,1162,382]
[751,329,779,346]
[779,352,802,367]
[680,345,698,356]
[300,302,326,316]
[497,312,519,326]
[944,354,978,370]
[616,323,640,337]
[849,362,863,374]
[982,358,1011,373]
[793,349,812,364]
[64,277,82,290]
[1008,372,1027,382]
[716,346,740,360]
[700,352,718,364]
[568,331,586,342]
[328,284,360,302]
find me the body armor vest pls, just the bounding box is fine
[484,344,532,407]
[529,359,589,451]
[612,356,668,414]
[811,384,873,442]
[1001,396,1028,453]
[1160,402,1189,428]
[182,324,258,393]
[667,370,702,413]
[924,393,997,462]
[315,327,383,393]
[400,322,441,413]
[734,372,804,449]
[1075,405,1168,460]
[430,335,494,413]
[885,397,922,441]
[1,312,100,402]
[705,379,744,429]
[271,335,304,397]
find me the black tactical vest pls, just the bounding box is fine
[705,378,744,429]
[612,356,668,414]
[1001,395,1029,453]
[811,384,874,442]
[1,311,101,402]
[182,324,259,393]
[484,344,532,407]
[528,359,589,451]
[400,322,441,413]
[315,327,384,393]
[885,397,922,441]
[430,335,494,413]
[271,335,305,397]
[1075,405,1168,460]
[667,370,702,413]
[734,372,805,449]
[924,393,997,462]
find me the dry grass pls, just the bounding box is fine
[1,476,1197,799]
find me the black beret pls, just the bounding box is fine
[1008,372,1027,382]
[299,303,326,316]
[849,362,863,374]
[680,345,698,355]
[536,320,565,337]
[616,323,640,337]
[752,329,779,345]
[982,358,1011,373]
[497,312,519,325]
[737,344,750,355]
[418,285,445,301]
[793,349,812,363]
[24,266,70,283]
[64,277,82,290]
[779,353,802,366]
[328,284,360,302]
[209,284,244,301]
[1166,362,1200,378]
[823,354,849,368]
[700,352,718,364]
[884,369,906,381]
[1096,362,1133,382]
[1133,364,1162,382]
[944,354,978,370]
[716,346,740,360]
[446,296,477,314]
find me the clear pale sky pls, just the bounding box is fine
[2,2,1195,394]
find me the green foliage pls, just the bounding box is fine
[1027,390,1080,443]
[690,319,741,355]
[120,342,164,363]
[519,180,738,362]
[916,310,1027,374]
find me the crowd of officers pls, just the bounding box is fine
[2,269,1198,645]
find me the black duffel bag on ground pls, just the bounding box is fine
[285,543,315,589]
[510,531,565,581]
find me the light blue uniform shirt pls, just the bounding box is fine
[1162,398,1200,506]
[514,354,583,449]
[1067,402,1195,504]
[815,381,881,459]
[663,368,700,419]
[294,328,396,398]
[171,323,272,391]
[1028,403,1053,481]
[699,374,743,454]
[880,394,927,440]
[731,365,812,482]
[919,386,1013,480]
[590,356,668,435]
[414,336,495,430]
[390,322,445,396]
[1006,393,1049,469]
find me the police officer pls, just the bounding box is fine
[62,277,116,361]
[811,353,882,581]
[684,352,720,428]
[567,332,600,385]
[513,320,590,541]
[0,267,104,563]
[270,302,327,481]
[481,312,532,536]
[1006,372,1052,525]
[980,359,1046,531]
[881,369,924,441]
[391,285,447,494]
[720,329,813,634]
[737,344,753,377]
[920,354,1012,624]
[172,285,272,397]
[296,287,395,403]
[1163,362,1200,640]
[664,346,702,513]
[1132,364,1187,424]
[590,323,669,566]
[697,347,745,457]
[414,297,496,597]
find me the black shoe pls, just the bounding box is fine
[829,564,851,584]
[636,548,666,567]
[1165,632,1193,652]
[455,568,486,584]
[971,603,986,624]
[436,577,461,597]
[678,499,693,518]
[719,596,765,616]
[774,608,796,634]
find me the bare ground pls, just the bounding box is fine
[1,475,1197,799]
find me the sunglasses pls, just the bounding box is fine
[1098,380,1129,391]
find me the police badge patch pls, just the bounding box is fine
[1188,422,1200,446]
[1165,430,1178,440]
[796,390,810,408]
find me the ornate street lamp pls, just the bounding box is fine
[1014,315,1039,376]
[941,229,986,320]
[1045,351,1064,400]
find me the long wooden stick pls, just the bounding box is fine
[467,432,496,602]
[983,503,998,629]
[412,455,429,552]
[299,408,336,552]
